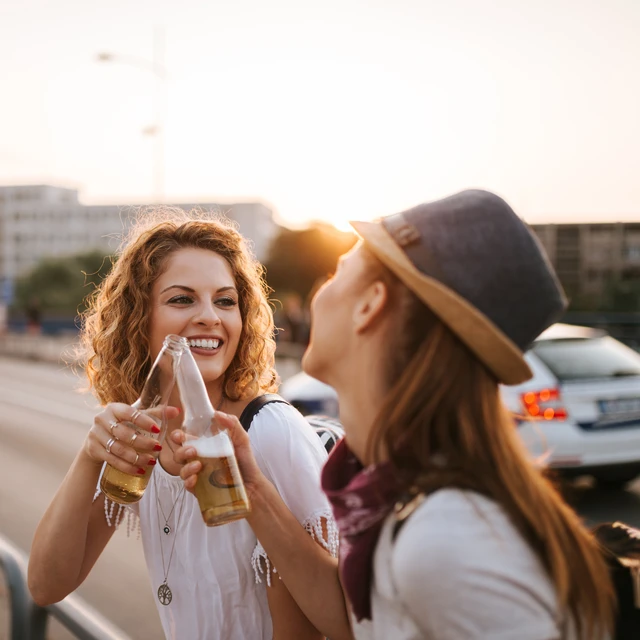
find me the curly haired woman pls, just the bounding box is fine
[28,209,337,640]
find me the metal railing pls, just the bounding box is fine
[0,534,131,640]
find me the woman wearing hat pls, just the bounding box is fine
[176,190,614,639]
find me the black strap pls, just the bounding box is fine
[239,394,291,432]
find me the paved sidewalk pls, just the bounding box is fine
[0,333,80,366]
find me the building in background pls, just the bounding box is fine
[531,222,640,304]
[0,185,278,308]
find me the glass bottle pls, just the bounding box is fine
[100,334,187,504]
[177,345,250,526]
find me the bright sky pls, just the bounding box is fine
[0,0,639,229]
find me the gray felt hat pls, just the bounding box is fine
[350,190,568,385]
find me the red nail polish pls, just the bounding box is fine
[153,444,162,451]
[148,459,156,466]
[137,468,146,475]
[151,425,161,434]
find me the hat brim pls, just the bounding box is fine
[350,219,533,385]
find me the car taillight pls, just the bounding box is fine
[521,388,568,421]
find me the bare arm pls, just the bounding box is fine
[265,559,324,640]
[173,412,354,640]
[28,449,115,605]
[249,478,353,640]
[28,403,172,606]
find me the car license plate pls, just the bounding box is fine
[599,398,640,415]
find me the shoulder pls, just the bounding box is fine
[246,400,334,529]
[249,400,318,438]
[386,489,560,638]
[247,400,328,464]
[391,488,542,576]
[399,488,504,534]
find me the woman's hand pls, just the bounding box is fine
[84,403,179,476]
[171,411,266,497]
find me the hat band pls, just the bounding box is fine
[382,213,447,287]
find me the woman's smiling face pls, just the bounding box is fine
[149,247,243,387]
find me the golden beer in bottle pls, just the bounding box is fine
[191,431,250,526]
[177,346,250,526]
[100,335,187,504]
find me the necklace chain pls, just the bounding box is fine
[157,484,184,534]
[153,472,187,605]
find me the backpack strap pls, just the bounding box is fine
[304,415,344,454]
[392,491,426,541]
[239,394,291,432]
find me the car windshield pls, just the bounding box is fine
[532,336,640,381]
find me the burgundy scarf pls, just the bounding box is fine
[321,438,400,621]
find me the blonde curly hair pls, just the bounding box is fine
[80,207,278,406]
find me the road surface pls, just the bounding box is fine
[0,357,162,639]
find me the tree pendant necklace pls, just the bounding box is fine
[154,474,187,606]
[157,583,173,606]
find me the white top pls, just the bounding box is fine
[352,488,590,640]
[99,403,337,640]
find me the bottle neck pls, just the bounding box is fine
[136,339,185,411]
[163,334,189,357]
[176,347,217,436]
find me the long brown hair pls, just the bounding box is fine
[81,207,277,405]
[363,249,614,640]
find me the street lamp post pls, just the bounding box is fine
[96,27,166,203]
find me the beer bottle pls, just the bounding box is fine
[177,346,250,526]
[100,334,187,504]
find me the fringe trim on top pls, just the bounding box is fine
[93,489,141,539]
[251,509,339,586]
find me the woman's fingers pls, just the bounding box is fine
[179,460,202,491]
[170,428,186,447]
[95,415,161,453]
[170,410,263,492]
[92,423,158,469]
[213,411,250,449]
[170,431,198,464]
[213,411,262,486]
[84,429,150,476]
[85,402,179,472]
[101,447,150,477]
[145,405,181,425]
[170,430,200,493]
[107,403,161,435]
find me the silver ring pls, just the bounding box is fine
[134,452,140,466]
[130,409,142,424]
[109,421,118,436]
[129,432,138,446]
[106,437,116,454]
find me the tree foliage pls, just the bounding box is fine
[13,251,113,315]
[264,223,357,302]
[13,223,356,317]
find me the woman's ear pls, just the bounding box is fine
[353,280,389,334]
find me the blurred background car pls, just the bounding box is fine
[280,323,640,489]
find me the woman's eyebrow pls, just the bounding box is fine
[160,285,238,295]
[160,285,195,295]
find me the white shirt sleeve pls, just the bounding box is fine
[247,402,339,584]
[390,490,564,640]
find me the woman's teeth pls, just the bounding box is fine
[188,339,220,350]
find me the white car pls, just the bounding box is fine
[280,324,640,489]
